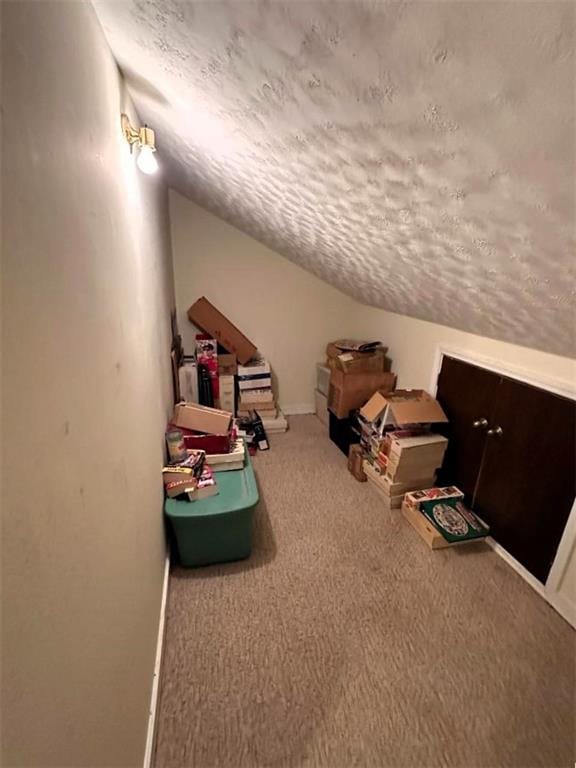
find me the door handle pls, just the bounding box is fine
[472,418,488,428]
[487,425,503,437]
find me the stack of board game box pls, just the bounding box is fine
[363,456,437,511]
[359,390,449,511]
[237,356,287,433]
[402,486,490,549]
[205,438,246,472]
[161,449,219,501]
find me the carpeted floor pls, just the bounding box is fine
[154,415,575,768]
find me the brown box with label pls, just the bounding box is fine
[328,370,396,419]
[187,297,257,365]
[172,402,233,435]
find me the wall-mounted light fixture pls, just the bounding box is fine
[121,113,158,175]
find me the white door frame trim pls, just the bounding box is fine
[430,344,576,628]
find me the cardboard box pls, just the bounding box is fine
[172,402,233,435]
[404,486,464,510]
[187,297,257,364]
[326,341,389,374]
[387,435,448,470]
[348,445,367,482]
[238,408,278,419]
[387,461,444,484]
[240,389,274,403]
[239,400,276,412]
[327,351,389,375]
[218,354,237,376]
[238,377,272,391]
[362,460,435,496]
[402,501,451,549]
[364,463,406,509]
[328,370,396,419]
[219,374,234,392]
[218,375,235,414]
[360,389,448,428]
[238,358,270,377]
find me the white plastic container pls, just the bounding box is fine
[316,363,330,397]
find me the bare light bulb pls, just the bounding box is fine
[137,144,158,174]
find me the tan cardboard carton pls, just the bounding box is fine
[326,341,389,374]
[363,460,435,497]
[328,370,396,419]
[173,402,233,435]
[360,389,448,427]
[386,459,445,483]
[218,375,235,414]
[401,501,451,549]
[218,354,238,376]
[188,297,257,364]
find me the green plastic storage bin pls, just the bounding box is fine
[164,447,259,567]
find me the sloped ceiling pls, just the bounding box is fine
[93,0,575,357]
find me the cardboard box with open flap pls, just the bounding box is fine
[328,370,397,419]
[188,297,257,365]
[360,389,448,429]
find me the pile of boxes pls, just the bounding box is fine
[319,339,397,454]
[184,295,288,439]
[237,356,287,433]
[402,486,489,548]
[358,390,449,511]
[355,387,490,549]
[315,336,489,552]
[326,340,395,420]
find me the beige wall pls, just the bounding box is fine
[356,306,576,394]
[1,2,174,766]
[170,190,358,410]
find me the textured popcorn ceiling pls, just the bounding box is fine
[93,0,575,357]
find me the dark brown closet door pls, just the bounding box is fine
[435,356,501,500]
[474,377,576,583]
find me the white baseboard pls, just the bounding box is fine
[143,552,170,768]
[282,403,315,415]
[487,538,576,629]
[547,590,576,628]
